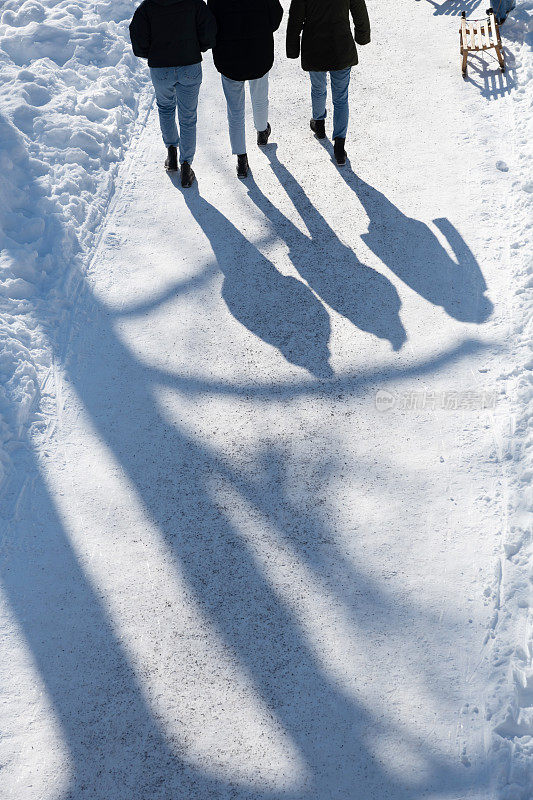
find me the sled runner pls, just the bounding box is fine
[460,8,505,75]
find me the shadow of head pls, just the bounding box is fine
[323,159,493,325]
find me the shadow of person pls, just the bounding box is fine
[251,146,407,352]
[176,180,334,379]
[1,112,490,800]
[326,154,493,324]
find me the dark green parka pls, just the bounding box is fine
[286,0,370,72]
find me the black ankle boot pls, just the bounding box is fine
[257,123,271,146]
[310,119,326,139]
[237,154,249,178]
[333,138,347,166]
[165,145,178,172]
[180,161,195,188]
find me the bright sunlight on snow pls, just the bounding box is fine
[0,1,531,799]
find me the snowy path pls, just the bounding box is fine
[1,1,527,799]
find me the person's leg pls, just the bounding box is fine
[309,71,328,122]
[149,68,179,148]
[249,73,269,133]
[330,67,351,140]
[221,75,246,155]
[174,63,202,164]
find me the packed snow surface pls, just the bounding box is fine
[0,0,531,799]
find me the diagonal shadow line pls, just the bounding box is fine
[175,180,334,377]
[51,279,488,799]
[1,364,334,800]
[113,228,282,319]
[2,447,481,800]
[265,144,493,326]
[1,112,492,799]
[115,260,220,317]
[2,462,275,800]
[238,164,407,352]
[151,336,493,398]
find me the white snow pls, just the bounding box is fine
[485,3,533,796]
[0,0,531,798]
[0,0,150,510]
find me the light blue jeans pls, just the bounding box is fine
[150,64,202,164]
[309,67,351,140]
[221,73,269,155]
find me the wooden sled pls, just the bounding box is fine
[460,8,505,76]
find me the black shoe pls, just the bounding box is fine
[165,145,178,172]
[180,161,195,188]
[310,119,326,139]
[257,123,271,147]
[333,138,347,166]
[237,154,249,179]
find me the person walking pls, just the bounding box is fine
[286,0,370,166]
[129,0,217,187]
[207,0,284,179]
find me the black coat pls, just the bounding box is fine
[207,0,284,81]
[287,0,370,72]
[129,0,217,68]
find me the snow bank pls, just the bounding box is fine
[489,3,533,797]
[0,0,149,504]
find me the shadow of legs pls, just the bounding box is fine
[178,182,334,378]
[250,147,407,351]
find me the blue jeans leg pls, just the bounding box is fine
[150,67,180,149]
[249,73,269,133]
[150,64,202,163]
[330,67,351,140]
[309,71,327,122]
[221,75,246,155]
[175,63,202,164]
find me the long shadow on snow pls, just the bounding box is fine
[0,114,492,799]
[179,180,334,378]
[151,336,489,399]
[53,282,488,799]
[313,141,493,324]
[1,463,253,800]
[243,146,407,352]
[2,382,485,800]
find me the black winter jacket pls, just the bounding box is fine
[287,0,370,72]
[129,0,217,68]
[207,0,284,81]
